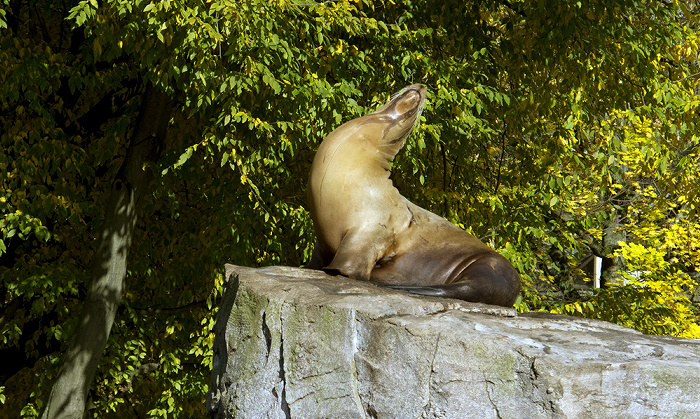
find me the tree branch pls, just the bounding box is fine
[499,0,527,18]
[130,296,220,316]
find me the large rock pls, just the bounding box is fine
[206,264,700,419]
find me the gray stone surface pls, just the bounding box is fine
[206,264,700,419]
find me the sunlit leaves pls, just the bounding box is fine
[551,242,699,338]
[66,0,98,27]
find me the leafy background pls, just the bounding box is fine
[1,0,699,417]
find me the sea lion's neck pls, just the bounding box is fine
[311,83,426,186]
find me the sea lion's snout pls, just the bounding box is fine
[394,90,422,117]
[394,84,425,114]
[375,84,426,120]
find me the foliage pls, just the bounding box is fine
[551,242,700,337]
[1,0,699,417]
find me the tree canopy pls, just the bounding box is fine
[1,0,698,417]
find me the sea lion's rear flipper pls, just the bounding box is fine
[379,283,476,299]
[379,282,515,307]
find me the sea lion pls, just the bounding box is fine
[307,83,521,307]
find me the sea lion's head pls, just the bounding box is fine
[369,83,426,157]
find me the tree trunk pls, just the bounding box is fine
[600,208,625,288]
[599,165,628,288]
[41,85,173,419]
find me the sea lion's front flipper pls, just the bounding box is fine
[324,228,388,281]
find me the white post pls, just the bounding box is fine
[593,256,602,288]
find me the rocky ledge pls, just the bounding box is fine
[206,264,700,419]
